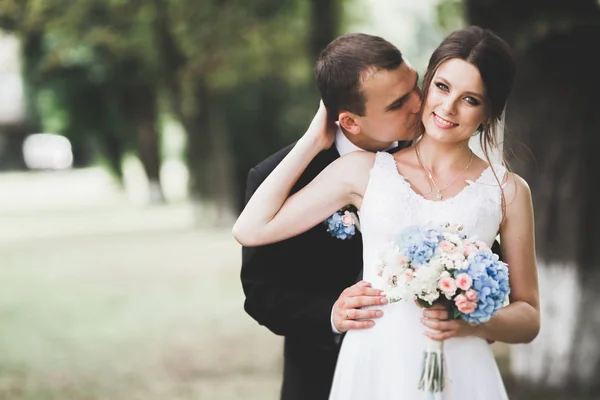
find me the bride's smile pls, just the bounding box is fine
[422,58,487,144]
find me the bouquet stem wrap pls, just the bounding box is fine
[418,330,444,399]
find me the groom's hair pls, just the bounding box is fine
[315,33,403,119]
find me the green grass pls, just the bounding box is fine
[0,210,282,400]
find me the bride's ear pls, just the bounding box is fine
[338,112,361,136]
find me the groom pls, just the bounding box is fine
[240,33,421,400]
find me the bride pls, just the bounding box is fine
[233,26,540,399]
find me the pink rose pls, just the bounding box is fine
[439,240,456,253]
[398,255,410,265]
[462,240,478,256]
[465,289,478,302]
[454,294,468,307]
[438,277,457,296]
[455,273,473,291]
[341,211,355,227]
[475,240,489,250]
[457,301,477,314]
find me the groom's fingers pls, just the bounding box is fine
[345,308,384,320]
[343,295,388,309]
[334,281,388,332]
[339,319,375,331]
[342,284,382,298]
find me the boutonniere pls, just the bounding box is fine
[324,205,361,240]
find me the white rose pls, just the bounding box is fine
[450,252,466,262]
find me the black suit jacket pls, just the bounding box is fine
[241,142,363,400]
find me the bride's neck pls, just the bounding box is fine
[415,135,473,174]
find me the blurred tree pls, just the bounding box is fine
[461,0,600,397]
[0,0,166,202]
[226,0,341,212]
[1,0,343,217]
[156,0,332,223]
[308,0,340,61]
[0,3,43,170]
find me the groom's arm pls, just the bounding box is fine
[241,166,339,345]
[242,244,340,344]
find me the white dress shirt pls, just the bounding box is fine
[330,125,397,334]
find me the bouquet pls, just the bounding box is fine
[375,223,510,398]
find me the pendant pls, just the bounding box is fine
[436,192,443,200]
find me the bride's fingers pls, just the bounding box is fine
[420,318,457,333]
[429,303,447,310]
[421,318,443,331]
[425,329,454,341]
[422,308,449,320]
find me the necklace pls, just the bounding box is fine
[415,144,474,200]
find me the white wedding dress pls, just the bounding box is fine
[329,152,509,400]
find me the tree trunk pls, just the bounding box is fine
[155,0,236,221]
[0,124,28,170]
[121,84,165,204]
[184,82,237,226]
[466,0,600,397]
[308,0,339,61]
[0,31,45,171]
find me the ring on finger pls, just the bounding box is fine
[345,309,351,319]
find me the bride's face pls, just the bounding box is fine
[421,58,487,144]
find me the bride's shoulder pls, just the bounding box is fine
[502,171,532,209]
[337,150,377,168]
[391,146,415,167]
[333,151,379,186]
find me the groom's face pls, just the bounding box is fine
[356,62,421,146]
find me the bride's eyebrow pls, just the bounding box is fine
[435,76,484,99]
[385,73,420,111]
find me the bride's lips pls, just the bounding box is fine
[432,112,459,130]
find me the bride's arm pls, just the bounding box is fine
[232,107,374,247]
[422,172,540,343]
[473,172,541,343]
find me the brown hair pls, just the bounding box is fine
[315,33,404,118]
[420,26,516,219]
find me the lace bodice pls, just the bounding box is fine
[359,151,506,288]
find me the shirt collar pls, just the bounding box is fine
[334,124,398,156]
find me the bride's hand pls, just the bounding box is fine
[420,304,478,341]
[301,100,337,151]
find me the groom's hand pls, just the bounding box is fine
[333,281,388,332]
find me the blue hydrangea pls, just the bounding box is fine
[396,225,442,267]
[325,211,356,240]
[459,249,510,324]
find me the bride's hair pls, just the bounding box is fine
[419,26,516,220]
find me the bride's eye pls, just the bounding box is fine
[435,82,449,91]
[464,96,480,106]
